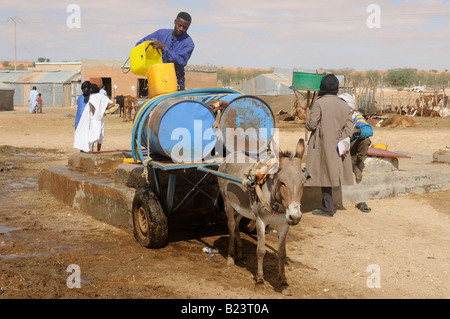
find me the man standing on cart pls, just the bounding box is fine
[136,12,195,91]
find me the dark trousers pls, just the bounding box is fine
[350,137,371,168]
[321,187,334,213]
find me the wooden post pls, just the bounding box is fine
[305,90,311,144]
[381,75,385,114]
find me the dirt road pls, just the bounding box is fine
[0,105,449,300]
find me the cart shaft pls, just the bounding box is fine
[197,166,255,187]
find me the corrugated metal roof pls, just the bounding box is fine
[0,70,80,84]
[16,71,47,84]
[0,71,28,83]
[36,70,80,83]
[0,81,14,91]
[264,73,292,88]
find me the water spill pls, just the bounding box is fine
[52,244,69,249]
[2,178,38,191]
[0,251,51,260]
[0,225,22,234]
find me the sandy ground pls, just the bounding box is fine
[0,104,449,300]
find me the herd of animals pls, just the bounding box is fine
[111,91,447,128]
[277,92,449,129]
[113,95,139,122]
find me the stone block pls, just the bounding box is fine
[68,152,125,173]
[433,147,450,163]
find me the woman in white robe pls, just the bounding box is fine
[73,84,113,152]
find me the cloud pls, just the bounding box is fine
[0,0,449,70]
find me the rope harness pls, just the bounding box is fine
[244,157,284,217]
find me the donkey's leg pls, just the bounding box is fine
[255,216,266,292]
[224,201,236,265]
[277,224,292,295]
[234,214,244,260]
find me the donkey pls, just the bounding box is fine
[217,138,309,295]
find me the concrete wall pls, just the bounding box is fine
[32,62,81,72]
[82,59,145,98]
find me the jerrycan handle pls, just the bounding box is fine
[145,40,162,57]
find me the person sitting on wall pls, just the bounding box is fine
[338,93,373,183]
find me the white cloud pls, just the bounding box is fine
[0,0,449,70]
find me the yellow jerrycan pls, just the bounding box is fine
[147,62,177,98]
[129,41,163,76]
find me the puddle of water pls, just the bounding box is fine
[0,251,51,260]
[0,252,50,259]
[0,225,22,234]
[2,177,38,191]
[52,244,69,249]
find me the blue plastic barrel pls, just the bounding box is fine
[142,98,216,163]
[218,96,275,155]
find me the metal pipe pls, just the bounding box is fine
[196,166,255,187]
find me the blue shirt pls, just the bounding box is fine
[75,94,89,129]
[136,29,194,90]
[351,114,373,141]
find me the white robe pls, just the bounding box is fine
[73,93,112,152]
[29,90,38,113]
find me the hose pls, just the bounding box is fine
[132,88,242,163]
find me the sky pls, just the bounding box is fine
[1,0,449,71]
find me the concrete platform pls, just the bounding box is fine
[38,151,450,232]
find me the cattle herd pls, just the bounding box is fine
[400,93,448,117]
[114,95,139,122]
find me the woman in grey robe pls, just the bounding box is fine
[305,74,354,217]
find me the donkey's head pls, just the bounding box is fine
[272,138,310,225]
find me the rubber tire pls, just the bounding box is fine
[132,189,168,249]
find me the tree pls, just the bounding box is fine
[365,70,381,86]
[386,68,417,87]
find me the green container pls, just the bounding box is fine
[292,72,325,91]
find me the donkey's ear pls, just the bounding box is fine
[294,138,305,159]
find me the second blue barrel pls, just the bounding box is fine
[218,95,275,155]
[187,94,275,155]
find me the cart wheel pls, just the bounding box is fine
[132,189,168,249]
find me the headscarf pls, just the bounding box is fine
[90,83,100,94]
[81,81,91,103]
[338,93,356,111]
[318,74,339,97]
